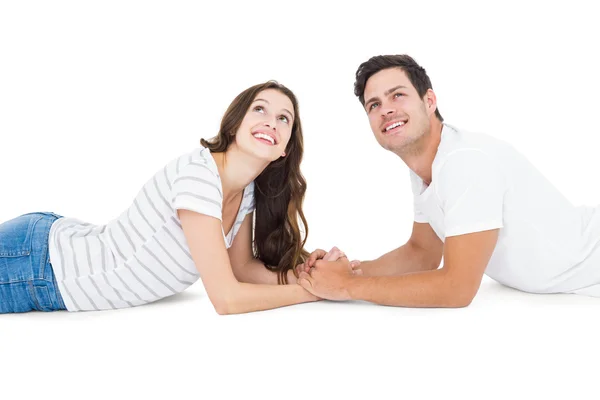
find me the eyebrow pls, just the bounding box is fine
[364,85,408,108]
[253,98,294,121]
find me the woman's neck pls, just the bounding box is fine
[211,143,268,204]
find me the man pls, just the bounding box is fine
[297,54,600,307]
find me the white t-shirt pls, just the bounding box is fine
[410,123,600,296]
[48,146,255,311]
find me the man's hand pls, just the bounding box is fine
[297,256,357,301]
[296,247,362,275]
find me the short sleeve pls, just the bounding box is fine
[435,150,506,237]
[242,181,256,216]
[409,170,429,223]
[171,154,223,221]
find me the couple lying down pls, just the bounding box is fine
[3,54,600,315]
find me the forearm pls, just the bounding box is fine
[345,268,474,308]
[221,282,317,315]
[234,258,296,285]
[359,242,439,277]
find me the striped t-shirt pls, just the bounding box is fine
[48,146,255,311]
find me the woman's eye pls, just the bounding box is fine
[254,106,265,113]
[278,115,289,124]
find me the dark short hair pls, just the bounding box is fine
[354,55,443,121]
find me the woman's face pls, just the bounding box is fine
[234,89,295,161]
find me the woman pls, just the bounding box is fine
[0,81,358,315]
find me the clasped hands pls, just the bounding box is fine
[293,247,362,301]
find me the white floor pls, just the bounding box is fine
[2,275,599,400]
[2,1,600,399]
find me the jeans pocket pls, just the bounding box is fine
[0,214,45,284]
[0,214,44,257]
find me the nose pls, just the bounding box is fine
[380,106,395,118]
[264,117,277,131]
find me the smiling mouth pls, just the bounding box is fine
[252,132,276,145]
[382,120,408,135]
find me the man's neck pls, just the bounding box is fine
[398,119,444,186]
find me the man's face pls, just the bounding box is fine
[363,68,436,154]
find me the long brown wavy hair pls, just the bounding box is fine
[200,81,309,284]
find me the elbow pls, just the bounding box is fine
[213,301,231,315]
[211,289,243,315]
[209,281,243,315]
[439,270,479,308]
[212,295,240,315]
[210,295,237,315]
[448,293,475,308]
[445,287,477,308]
[443,281,478,308]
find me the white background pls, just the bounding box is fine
[1,1,600,399]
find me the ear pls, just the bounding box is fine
[424,88,438,116]
[281,151,286,157]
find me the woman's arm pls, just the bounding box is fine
[178,209,317,315]
[227,212,297,284]
[233,257,298,284]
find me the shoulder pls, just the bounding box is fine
[433,124,508,178]
[170,147,224,217]
[169,147,221,187]
[183,147,219,176]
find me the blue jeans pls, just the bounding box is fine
[0,212,67,313]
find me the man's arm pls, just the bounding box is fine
[346,228,498,307]
[359,222,443,276]
[299,228,498,308]
[307,150,504,307]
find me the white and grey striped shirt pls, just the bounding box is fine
[48,146,255,311]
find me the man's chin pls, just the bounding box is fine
[380,135,423,155]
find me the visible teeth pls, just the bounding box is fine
[253,133,275,145]
[385,121,405,131]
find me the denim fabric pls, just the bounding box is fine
[0,212,67,313]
